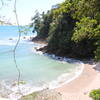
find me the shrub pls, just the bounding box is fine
[89,89,100,100]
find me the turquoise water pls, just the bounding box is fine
[0,26,83,95]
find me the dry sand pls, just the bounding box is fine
[0,98,10,100]
[56,63,100,100]
[0,63,100,100]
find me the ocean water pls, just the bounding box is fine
[0,26,83,99]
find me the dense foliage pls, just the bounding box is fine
[89,89,100,100]
[32,0,100,60]
[32,11,53,39]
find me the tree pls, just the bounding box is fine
[72,17,97,42]
[32,0,100,60]
[32,10,53,39]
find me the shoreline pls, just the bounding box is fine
[31,42,100,100]
[19,62,99,100]
[56,63,100,100]
[0,40,85,100]
[32,41,100,100]
[48,58,84,89]
[0,40,99,100]
[32,44,85,89]
[0,63,99,100]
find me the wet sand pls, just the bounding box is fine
[56,63,100,100]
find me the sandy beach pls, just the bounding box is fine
[56,63,100,100]
[0,98,10,100]
[19,62,100,100]
[0,62,99,100]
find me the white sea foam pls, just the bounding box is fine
[0,59,84,100]
[48,62,84,89]
[32,43,47,55]
[32,44,84,88]
[0,40,16,46]
[0,36,34,46]
[32,44,84,89]
[0,39,84,100]
[9,84,44,100]
[0,80,45,100]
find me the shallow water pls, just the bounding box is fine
[0,26,83,99]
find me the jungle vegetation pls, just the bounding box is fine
[31,0,100,60]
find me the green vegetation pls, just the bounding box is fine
[20,90,62,100]
[89,89,100,100]
[31,11,53,39]
[20,92,37,100]
[32,0,100,60]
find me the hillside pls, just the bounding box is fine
[31,0,100,60]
